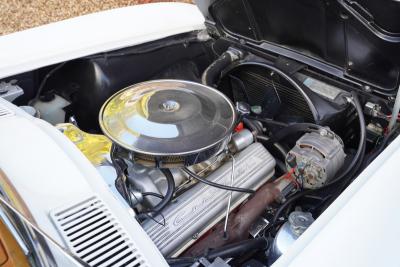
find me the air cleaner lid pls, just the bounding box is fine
[99,80,236,156]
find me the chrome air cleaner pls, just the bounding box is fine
[99,80,236,167]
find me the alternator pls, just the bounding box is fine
[286,128,345,189]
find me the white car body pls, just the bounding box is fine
[0,2,398,267]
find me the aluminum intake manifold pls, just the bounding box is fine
[142,142,275,256]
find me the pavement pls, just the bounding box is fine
[0,0,191,35]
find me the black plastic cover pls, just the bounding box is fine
[196,0,400,93]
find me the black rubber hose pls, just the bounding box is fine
[137,169,175,220]
[256,134,288,161]
[149,169,174,214]
[243,117,263,133]
[247,116,289,128]
[347,140,366,181]
[142,192,164,199]
[314,137,367,213]
[242,117,288,161]
[270,190,311,227]
[334,142,367,197]
[324,92,366,186]
[182,167,255,194]
[110,144,132,205]
[265,123,323,146]
[202,51,239,87]
[167,258,195,266]
[274,158,288,176]
[167,238,267,266]
[205,237,267,260]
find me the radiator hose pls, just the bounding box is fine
[202,48,243,87]
[242,117,288,161]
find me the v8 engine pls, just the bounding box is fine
[96,80,279,256]
[48,44,392,267]
[56,71,352,266]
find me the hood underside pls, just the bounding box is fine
[196,0,400,94]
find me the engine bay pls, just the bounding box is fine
[3,30,400,266]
